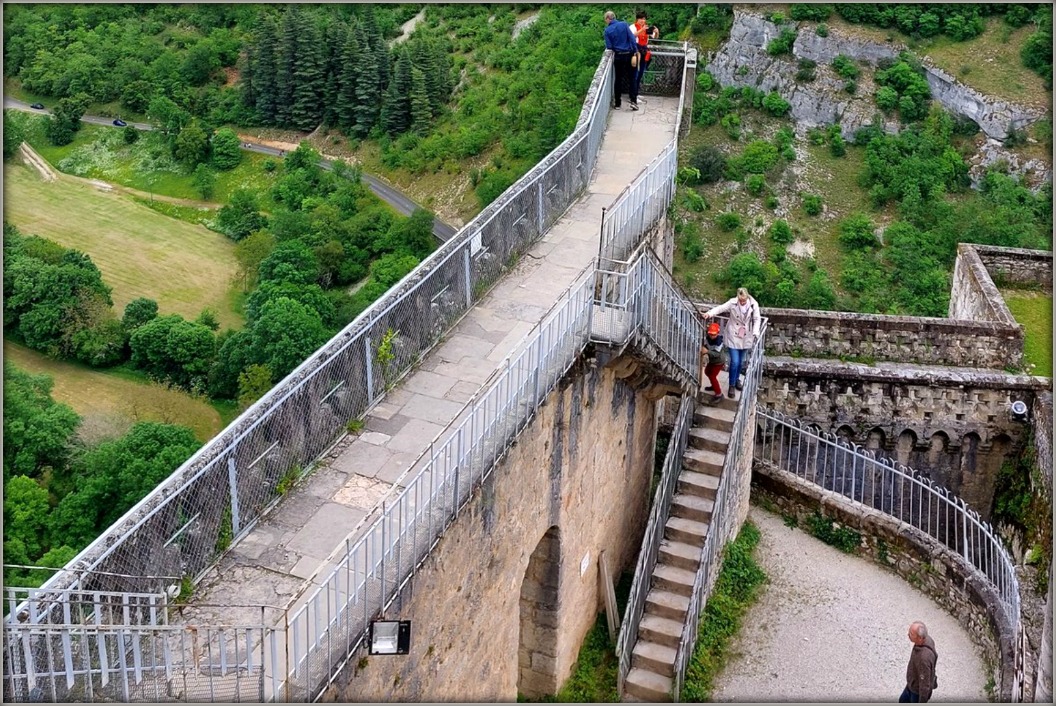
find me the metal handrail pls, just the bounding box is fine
[615,395,695,695]
[671,320,768,700]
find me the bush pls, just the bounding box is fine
[829,133,846,157]
[815,23,829,37]
[844,79,858,95]
[804,270,837,310]
[831,55,859,79]
[762,91,791,117]
[766,28,798,56]
[765,195,779,210]
[716,212,742,232]
[768,219,794,244]
[796,59,817,82]
[790,4,832,22]
[746,174,766,196]
[838,213,877,249]
[738,140,779,174]
[720,113,741,140]
[802,193,823,216]
[122,126,140,144]
[682,228,704,263]
[689,145,726,184]
[807,127,826,146]
[875,86,899,112]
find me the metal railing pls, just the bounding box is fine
[671,320,769,701]
[615,395,694,696]
[593,249,703,389]
[754,408,1022,636]
[23,51,615,603]
[598,43,694,265]
[4,44,703,704]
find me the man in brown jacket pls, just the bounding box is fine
[900,621,938,702]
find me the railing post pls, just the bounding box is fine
[364,335,374,402]
[463,247,473,308]
[227,456,242,536]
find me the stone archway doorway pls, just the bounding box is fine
[518,526,561,699]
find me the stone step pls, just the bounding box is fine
[697,391,738,413]
[639,614,683,650]
[658,539,700,573]
[645,588,690,622]
[653,564,695,597]
[683,447,724,476]
[694,405,735,433]
[625,666,672,702]
[677,470,720,500]
[664,516,709,546]
[671,493,714,524]
[631,640,677,677]
[687,426,731,454]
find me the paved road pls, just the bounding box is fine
[3,96,457,242]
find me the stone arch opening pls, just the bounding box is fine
[518,526,561,699]
[896,429,917,467]
[866,427,886,453]
[835,425,855,444]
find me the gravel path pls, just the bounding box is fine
[712,506,989,703]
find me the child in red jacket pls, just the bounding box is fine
[702,321,726,405]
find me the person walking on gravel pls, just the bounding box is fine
[900,621,938,703]
[702,287,760,400]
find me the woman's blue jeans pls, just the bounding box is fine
[728,347,748,391]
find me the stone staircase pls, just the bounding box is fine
[623,389,737,702]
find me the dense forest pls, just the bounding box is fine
[3,3,1052,586]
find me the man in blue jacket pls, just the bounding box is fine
[603,11,639,111]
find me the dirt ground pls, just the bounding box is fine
[712,506,989,703]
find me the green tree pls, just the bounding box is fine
[409,66,432,135]
[129,314,216,390]
[215,189,268,241]
[237,363,274,410]
[234,230,277,292]
[193,164,217,199]
[245,281,337,326]
[4,112,25,159]
[249,15,280,123]
[4,475,52,560]
[290,11,326,131]
[382,50,413,136]
[838,213,878,250]
[246,297,331,380]
[258,240,320,285]
[174,121,211,166]
[804,270,836,310]
[769,220,794,244]
[211,127,243,170]
[122,297,159,331]
[2,363,79,480]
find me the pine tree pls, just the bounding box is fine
[321,19,346,128]
[381,50,412,136]
[275,8,300,128]
[353,35,382,136]
[360,5,389,88]
[335,19,360,132]
[409,66,431,135]
[250,15,280,124]
[290,14,325,131]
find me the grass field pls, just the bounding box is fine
[1002,291,1053,377]
[4,160,244,330]
[4,339,224,442]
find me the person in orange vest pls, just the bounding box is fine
[631,11,659,100]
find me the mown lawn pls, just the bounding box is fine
[4,339,224,443]
[1002,290,1053,377]
[4,160,244,330]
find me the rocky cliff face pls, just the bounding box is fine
[706,11,1047,142]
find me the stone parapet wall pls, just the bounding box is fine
[973,245,1054,292]
[949,243,1020,326]
[759,358,1048,513]
[1032,392,1053,498]
[752,465,1017,701]
[758,307,1023,370]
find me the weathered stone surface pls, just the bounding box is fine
[967,138,1052,193]
[706,11,1046,141]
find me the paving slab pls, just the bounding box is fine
[285,502,367,561]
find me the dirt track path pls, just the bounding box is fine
[712,506,989,703]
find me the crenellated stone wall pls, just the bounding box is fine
[324,358,656,702]
[758,307,1023,370]
[758,357,1049,514]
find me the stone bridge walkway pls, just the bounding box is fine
[712,507,988,703]
[185,97,681,628]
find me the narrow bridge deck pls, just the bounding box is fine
[183,98,680,629]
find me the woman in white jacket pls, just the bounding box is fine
[703,287,761,400]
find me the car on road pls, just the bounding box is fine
[113,118,127,127]
[29,103,44,110]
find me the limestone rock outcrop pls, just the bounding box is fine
[706,11,1047,142]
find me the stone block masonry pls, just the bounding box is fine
[325,359,657,702]
[949,243,1022,327]
[973,245,1053,292]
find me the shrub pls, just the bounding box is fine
[802,194,823,216]
[765,195,779,210]
[769,219,794,244]
[738,141,779,174]
[682,228,704,263]
[762,91,791,117]
[791,4,832,22]
[838,213,877,249]
[720,113,741,140]
[262,158,278,172]
[746,174,766,196]
[697,71,716,92]
[716,212,742,231]
[689,145,727,184]
[875,86,899,112]
[815,23,829,37]
[844,79,858,95]
[829,133,846,157]
[123,125,140,144]
[831,55,860,79]
[768,12,785,25]
[807,127,826,145]
[766,28,798,56]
